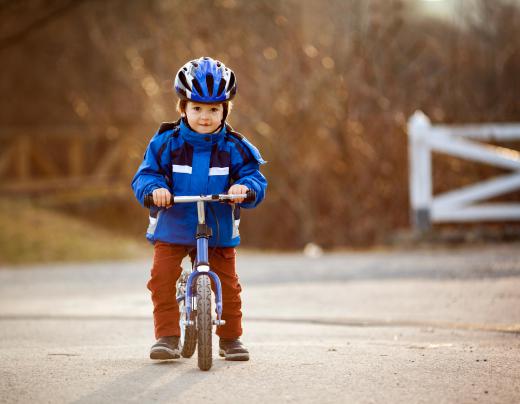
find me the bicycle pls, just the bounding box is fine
[144,190,255,371]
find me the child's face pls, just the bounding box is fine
[185,101,224,134]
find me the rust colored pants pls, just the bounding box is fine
[147,241,243,340]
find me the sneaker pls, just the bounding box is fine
[219,338,250,361]
[150,336,180,360]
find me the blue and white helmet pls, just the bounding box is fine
[174,57,237,103]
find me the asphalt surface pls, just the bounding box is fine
[1,243,520,403]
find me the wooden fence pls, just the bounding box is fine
[0,125,147,201]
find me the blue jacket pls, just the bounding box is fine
[131,118,267,247]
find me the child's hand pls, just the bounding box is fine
[228,184,249,204]
[152,188,172,208]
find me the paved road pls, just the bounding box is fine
[1,243,520,403]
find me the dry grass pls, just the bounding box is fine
[0,199,151,266]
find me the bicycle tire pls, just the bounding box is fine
[179,298,197,358]
[196,274,212,371]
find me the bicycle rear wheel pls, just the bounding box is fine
[177,272,197,358]
[196,274,212,371]
[179,298,197,358]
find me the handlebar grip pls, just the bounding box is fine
[144,193,174,208]
[144,194,154,208]
[243,189,256,203]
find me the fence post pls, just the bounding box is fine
[15,136,30,181]
[408,111,432,232]
[69,137,83,177]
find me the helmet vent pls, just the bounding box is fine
[206,74,214,96]
[216,78,226,97]
[227,73,236,92]
[178,71,192,91]
[192,78,204,96]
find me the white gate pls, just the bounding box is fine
[407,111,520,231]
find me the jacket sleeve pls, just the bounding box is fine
[231,138,268,209]
[131,131,172,207]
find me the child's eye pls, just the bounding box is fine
[194,107,201,111]
[211,108,219,112]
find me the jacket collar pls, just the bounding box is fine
[179,118,226,147]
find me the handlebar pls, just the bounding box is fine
[144,190,256,209]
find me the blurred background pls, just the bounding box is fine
[1,0,520,265]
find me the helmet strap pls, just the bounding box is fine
[181,116,195,132]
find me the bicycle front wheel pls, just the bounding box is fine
[196,274,212,371]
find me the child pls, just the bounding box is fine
[131,57,267,361]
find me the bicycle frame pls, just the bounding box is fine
[144,191,254,329]
[160,193,250,328]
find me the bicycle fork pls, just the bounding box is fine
[182,200,226,327]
